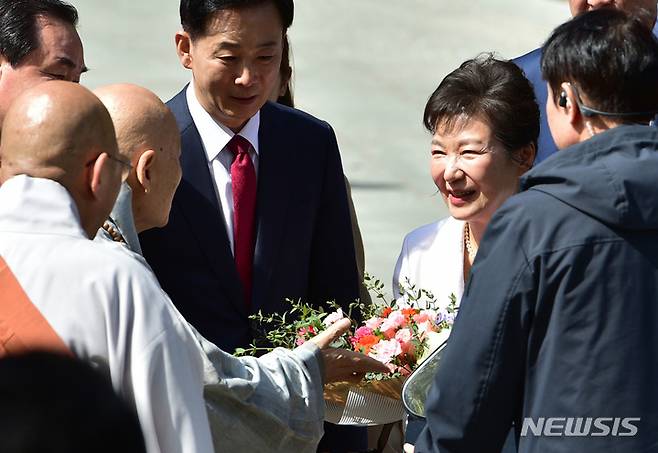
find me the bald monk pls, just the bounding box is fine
[0,82,378,453]
[0,81,215,453]
[90,83,388,452]
[93,84,182,254]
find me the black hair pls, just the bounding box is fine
[0,0,78,67]
[0,351,145,453]
[276,34,294,107]
[180,0,294,39]
[541,8,658,124]
[423,53,539,155]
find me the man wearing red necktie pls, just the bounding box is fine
[139,0,360,371]
[138,3,364,450]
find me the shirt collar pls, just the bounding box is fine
[186,82,260,163]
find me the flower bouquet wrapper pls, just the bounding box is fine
[324,376,405,404]
[235,277,458,426]
[324,377,406,425]
[322,327,451,425]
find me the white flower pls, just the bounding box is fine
[323,308,344,327]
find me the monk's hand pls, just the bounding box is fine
[309,318,389,383]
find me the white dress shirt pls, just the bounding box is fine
[186,82,260,254]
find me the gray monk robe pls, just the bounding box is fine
[96,183,326,453]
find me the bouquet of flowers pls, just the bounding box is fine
[235,274,458,425]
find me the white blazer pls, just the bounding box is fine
[393,216,465,309]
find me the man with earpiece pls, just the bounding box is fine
[514,0,658,163]
[411,9,658,453]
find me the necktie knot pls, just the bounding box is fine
[227,135,252,157]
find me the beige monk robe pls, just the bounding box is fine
[0,175,214,453]
[95,182,328,453]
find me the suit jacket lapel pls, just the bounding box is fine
[169,89,246,315]
[252,103,292,311]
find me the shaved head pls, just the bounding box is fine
[93,84,182,232]
[94,84,178,162]
[1,80,116,183]
[0,81,123,237]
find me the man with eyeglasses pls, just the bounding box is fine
[0,81,216,453]
[0,80,385,453]
[89,83,388,452]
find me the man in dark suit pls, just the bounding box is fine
[140,2,366,450]
[514,0,657,164]
[139,0,359,357]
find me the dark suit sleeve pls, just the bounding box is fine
[513,48,558,163]
[414,203,536,452]
[307,124,360,315]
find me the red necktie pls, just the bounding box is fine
[227,135,257,308]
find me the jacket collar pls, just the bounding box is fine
[522,124,658,229]
[165,91,295,312]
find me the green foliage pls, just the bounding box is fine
[234,298,351,356]
[234,272,459,389]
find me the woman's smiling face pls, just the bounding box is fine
[430,116,524,227]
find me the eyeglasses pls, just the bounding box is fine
[107,153,133,181]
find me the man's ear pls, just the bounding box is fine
[175,31,193,69]
[560,82,582,127]
[89,152,111,200]
[134,149,156,194]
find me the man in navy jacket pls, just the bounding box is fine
[139,3,365,449]
[139,0,359,355]
[514,0,657,163]
[414,9,658,453]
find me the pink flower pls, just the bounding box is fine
[380,311,405,332]
[296,337,306,346]
[368,338,402,364]
[395,328,413,354]
[365,316,383,330]
[323,308,344,327]
[413,309,437,325]
[297,325,316,337]
[354,326,373,339]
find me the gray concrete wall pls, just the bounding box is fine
[73,0,568,294]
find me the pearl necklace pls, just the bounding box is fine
[464,222,477,262]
